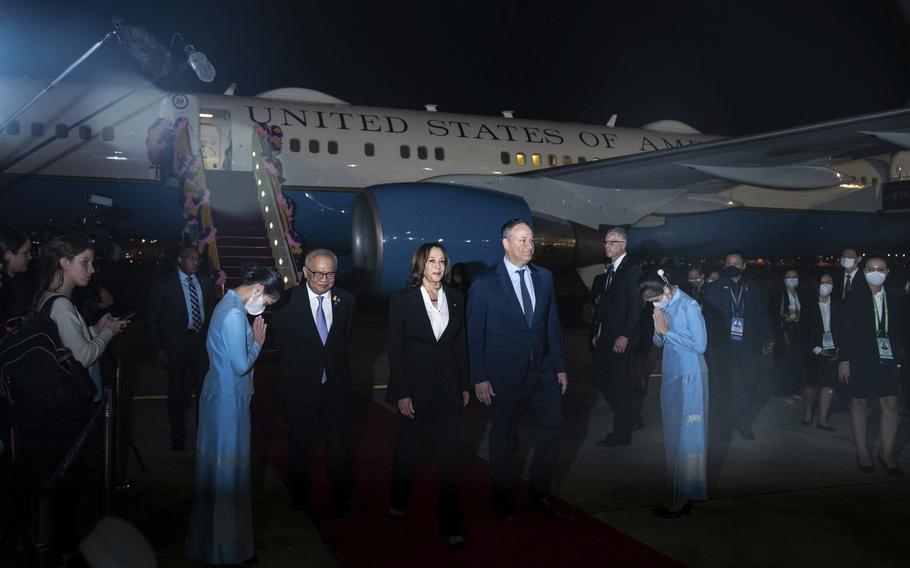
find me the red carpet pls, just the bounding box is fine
[251,363,679,567]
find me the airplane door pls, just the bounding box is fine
[199,109,232,171]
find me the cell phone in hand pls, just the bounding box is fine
[119,310,136,321]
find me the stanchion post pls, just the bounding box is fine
[102,386,113,516]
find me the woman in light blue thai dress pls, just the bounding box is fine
[641,269,709,518]
[186,266,283,566]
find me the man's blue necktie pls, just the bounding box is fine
[316,296,328,383]
[517,268,533,327]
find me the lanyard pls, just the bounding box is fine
[872,290,888,335]
[729,285,744,315]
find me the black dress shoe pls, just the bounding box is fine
[878,456,903,476]
[652,501,692,519]
[816,423,836,432]
[171,438,186,451]
[596,432,631,447]
[631,417,645,431]
[493,501,513,520]
[335,503,362,521]
[856,455,874,473]
[530,497,576,521]
[239,554,259,567]
[737,425,755,441]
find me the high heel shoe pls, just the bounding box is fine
[877,455,903,476]
[652,501,692,519]
[856,455,874,473]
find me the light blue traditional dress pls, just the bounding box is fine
[186,290,261,564]
[653,289,709,502]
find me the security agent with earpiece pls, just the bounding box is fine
[702,250,774,442]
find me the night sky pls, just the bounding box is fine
[2,0,910,136]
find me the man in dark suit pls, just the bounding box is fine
[467,219,568,519]
[272,248,357,519]
[833,245,861,302]
[702,250,774,441]
[145,246,214,451]
[591,228,643,447]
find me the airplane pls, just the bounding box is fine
[2,77,909,297]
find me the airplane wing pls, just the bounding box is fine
[523,106,910,191]
[428,106,910,227]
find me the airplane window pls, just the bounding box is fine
[563,155,573,165]
[78,125,91,140]
[55,124,69,138]
[328,141,338,155]
[365,143,375,157]
[309,139,320,153]
[400,145,410,159]
[289,138,301,152]
[577,156,586,163]
[548,154,557,167]
[417,146,428,160]
[500,151,510,165]
[531,154,541,167]
[516,153,526,166]
[102,127,114,141]
[435,147,444,160]
[5,121,20,135]
[31,122,44,137]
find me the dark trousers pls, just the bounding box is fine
[389,381,462,536]
[281,382,353,509]
[489,373,561,507]
[593,342,632,439]
[630,342,656,423]
[714,344,761,433]
[772,325,804,396]
[165,332,208,443]
[901,350,910,413]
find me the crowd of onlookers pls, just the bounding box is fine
[2,223,909,564]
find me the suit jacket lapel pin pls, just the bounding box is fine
[331,294,340,306]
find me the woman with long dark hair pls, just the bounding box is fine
[36,234,126,399]
[185,264,282,566]
[386,242,469,547]
[640,269,708,518]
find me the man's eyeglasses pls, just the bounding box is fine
[603,240,626,246]
[307,266,337,280]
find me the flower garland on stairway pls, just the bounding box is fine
[146,116,226,286]
[253,123,305,268]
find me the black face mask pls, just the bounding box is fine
[723,265,743,278]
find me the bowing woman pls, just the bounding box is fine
[386,243,470,547]
[640,270,709,518]
[185,265,283,567]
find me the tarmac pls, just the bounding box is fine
[108,309,909,567]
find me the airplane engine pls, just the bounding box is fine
[352,182,604,296]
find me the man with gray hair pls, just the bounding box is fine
[591,227,643,446]
[272,248,358,519]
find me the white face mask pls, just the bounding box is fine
[819,284,833,296]
[841,258,855,270]
[652,289,671,309]
[864,271,887,287]
[244,291,266,316]
[785,278,799,288]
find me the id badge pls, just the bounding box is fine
[877,337,894,360]
[822,331,834,350]
[731,316,745,341]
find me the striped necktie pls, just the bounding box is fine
[187,275,202,332]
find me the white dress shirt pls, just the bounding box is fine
[306,284,333,331]
[873,289,885,327]
[503,256,536,314]
[420,286,449,341]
